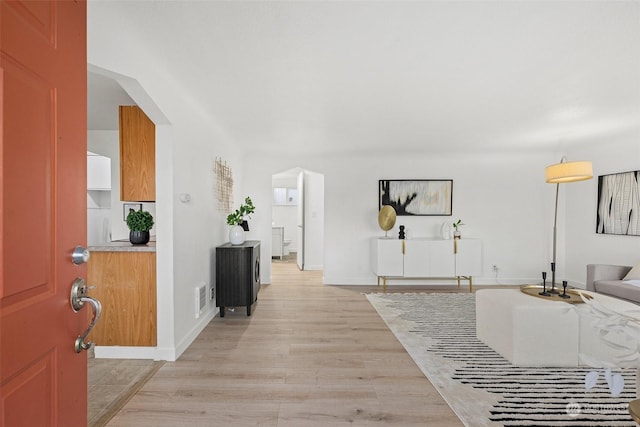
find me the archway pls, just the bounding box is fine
[271,167,325,271]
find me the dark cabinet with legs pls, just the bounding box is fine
[215,241,260,317]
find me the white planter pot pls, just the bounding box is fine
[229,225,245,245]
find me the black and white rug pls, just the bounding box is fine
[365,292,637,427]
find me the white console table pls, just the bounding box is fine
[371,237,482,292]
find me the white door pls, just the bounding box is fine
[296,171,305,270]
[455,239,482,276]
[404,239,455,277]
[372,238,404,277]
[427,240,456,277]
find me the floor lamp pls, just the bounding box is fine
[545,157,593,293]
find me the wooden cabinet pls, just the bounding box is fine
[119,105,155,201]
[371,238,482,291]
[216,241,260,317]
[88,251,157,346]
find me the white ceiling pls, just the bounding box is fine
[88,1,640,155]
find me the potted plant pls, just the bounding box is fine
[452,219,464,239]
[126,207,154,245]
[226,197,255,245]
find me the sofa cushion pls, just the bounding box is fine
[623,260,640,280]
[595,280,640,304]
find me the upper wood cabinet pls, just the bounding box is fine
[119,105,155,201]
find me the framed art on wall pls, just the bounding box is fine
[379,179,453,216]
[596,170,639,236]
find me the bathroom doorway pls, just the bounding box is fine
[271,168,324,271]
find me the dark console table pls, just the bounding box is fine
[215,240,260,317]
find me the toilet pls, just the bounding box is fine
[283,239,291,256]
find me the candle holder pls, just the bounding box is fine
[538,271,550,296]
[549,262,559,294]
[558,280,570,299]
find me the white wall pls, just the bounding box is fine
[565,137,640,287]
[87,132,117,245]
[89,3,244,360]
[243,150,555,286]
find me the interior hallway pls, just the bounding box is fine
[103,261,463,426]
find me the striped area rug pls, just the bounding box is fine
[365,292,637,427]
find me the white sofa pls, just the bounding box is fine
[586,264,639,304]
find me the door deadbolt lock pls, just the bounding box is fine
[72,246,90,265]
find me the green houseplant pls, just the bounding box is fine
[126,208,154,245]
[452,219,464,239]
[227,197,255,244]
[226,197,255,228]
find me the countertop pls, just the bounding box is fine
[88,241,156,252]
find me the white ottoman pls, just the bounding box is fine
[476,289,579,366]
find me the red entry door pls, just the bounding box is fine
[1,1,88,426]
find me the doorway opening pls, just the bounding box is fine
[87,65,171,425]
[271,167,325,272]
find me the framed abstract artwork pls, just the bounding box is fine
[596,170,639,236]
[379,179,453,216]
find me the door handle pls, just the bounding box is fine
[70,277,102,353]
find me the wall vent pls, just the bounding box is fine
[195,284,207,318]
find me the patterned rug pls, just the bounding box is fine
[365,292,637,427]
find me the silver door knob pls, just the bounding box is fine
[72,246,90,265]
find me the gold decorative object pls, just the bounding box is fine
[520,285,592,304]
[378,205,396,236]
[214,157,234,213]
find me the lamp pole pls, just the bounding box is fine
[545,157,592,294]
[551,182,559,293]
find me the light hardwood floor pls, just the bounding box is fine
[106,261,464,426]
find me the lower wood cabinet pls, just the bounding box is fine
[88,251,157,346]
[216,241,260,317]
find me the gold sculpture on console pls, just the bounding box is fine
[378,205,396,237]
